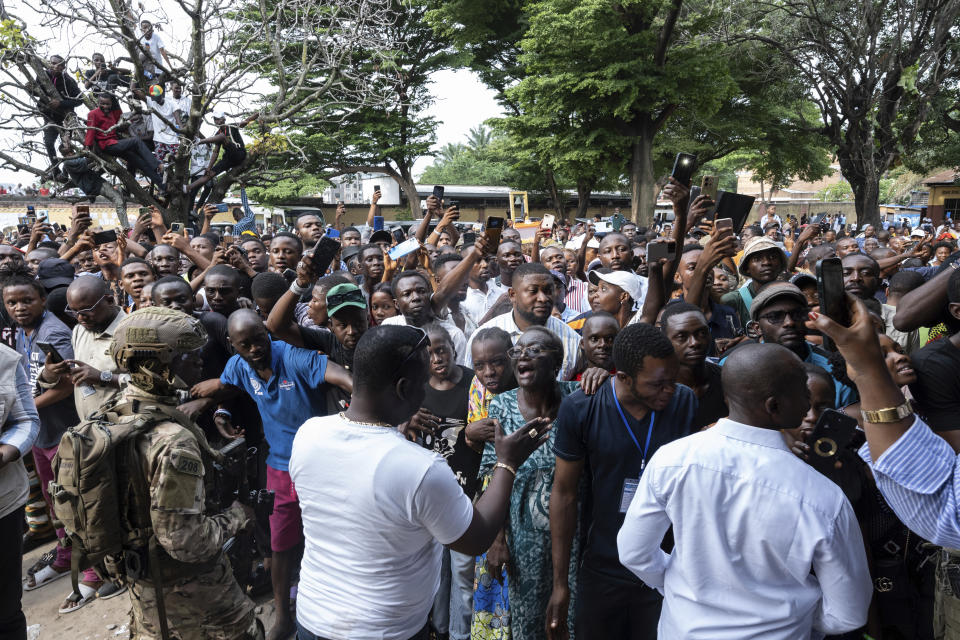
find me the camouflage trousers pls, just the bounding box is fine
[127,556,261,640]
[935,549,960,640]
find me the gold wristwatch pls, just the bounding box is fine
[861,401,913,424]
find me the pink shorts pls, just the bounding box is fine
[266,466,303,552]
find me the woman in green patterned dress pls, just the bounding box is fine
[479,327,579,640]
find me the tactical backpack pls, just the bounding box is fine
[49,399,220,587]
[49,399,222,640]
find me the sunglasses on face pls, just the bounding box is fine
[65,294,107,318]
[757,308,809,325]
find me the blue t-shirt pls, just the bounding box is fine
[16,313,80,448]
[220,340,328,471]
[553,380,698,584]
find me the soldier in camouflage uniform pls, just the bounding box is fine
[108,306,261,639]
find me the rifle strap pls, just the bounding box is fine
[148,536,172,640]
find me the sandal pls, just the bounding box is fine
[24,563,70,590]
[58,581,100,614]
[26,549,57,577]
[96,580,127,600]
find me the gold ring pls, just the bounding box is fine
[528,428,538,439]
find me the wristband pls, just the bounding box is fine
[494,462,517,477]
[289,281,310,296]
[214,408,232,419]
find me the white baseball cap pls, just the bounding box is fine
[588,268,642,302]
[211,110,225,120]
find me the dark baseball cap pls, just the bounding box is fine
[36,258,75,290]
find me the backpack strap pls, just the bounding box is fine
[738,281,755,311]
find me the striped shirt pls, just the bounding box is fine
[232,187,257,236]
[564,277,590,314]
[464,311,582,381]
[859,417,960,548]
[0,362,41,457]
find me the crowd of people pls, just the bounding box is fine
[1,171,960,640]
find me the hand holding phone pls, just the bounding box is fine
[37,342,63,364]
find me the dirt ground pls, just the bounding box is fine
[20,544,277,640]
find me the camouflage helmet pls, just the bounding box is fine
[111,306,207,372]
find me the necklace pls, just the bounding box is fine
[339,412,393,429]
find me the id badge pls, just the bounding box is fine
[79,384,96,398]
[620,478,639,513]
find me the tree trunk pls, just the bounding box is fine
[629,127,657,227]
[396,169,420,217]
[837,152,881,228]
[575,178,593,220]
[545,170,565,221]
[851,175,881,229]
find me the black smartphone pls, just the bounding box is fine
[392,228,405,244]
[432,185,444,201]
[647,241,676,263]
[92,229,118,245]
[373,184,381,193]
[485,216,505,246]
[805,408,859,479]
[138,207,151,217]
[37,341,63,363]
[463,231,477,245]
[816,257,850,328]
[670,153,697,186]
[311,236,341,277]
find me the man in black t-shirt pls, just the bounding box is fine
[910,268,960,451]
[549,323,698,639]
[297,283,369,412]
[661,302,727,428]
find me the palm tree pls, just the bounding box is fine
[465,125,493,152]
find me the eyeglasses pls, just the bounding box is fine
[757,308,809,325]
[398,326,430,369]
[507,345,559,359]
[65,294,107,318]
[326,289,366,309]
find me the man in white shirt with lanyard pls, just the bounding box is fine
[618,342,871,639]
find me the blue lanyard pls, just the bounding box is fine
[611,378,656,471]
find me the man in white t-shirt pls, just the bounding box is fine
[138,20,171,76]
[133,84,181,166]
[289,325,551,640]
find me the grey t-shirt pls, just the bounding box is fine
[16,313,80,448]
